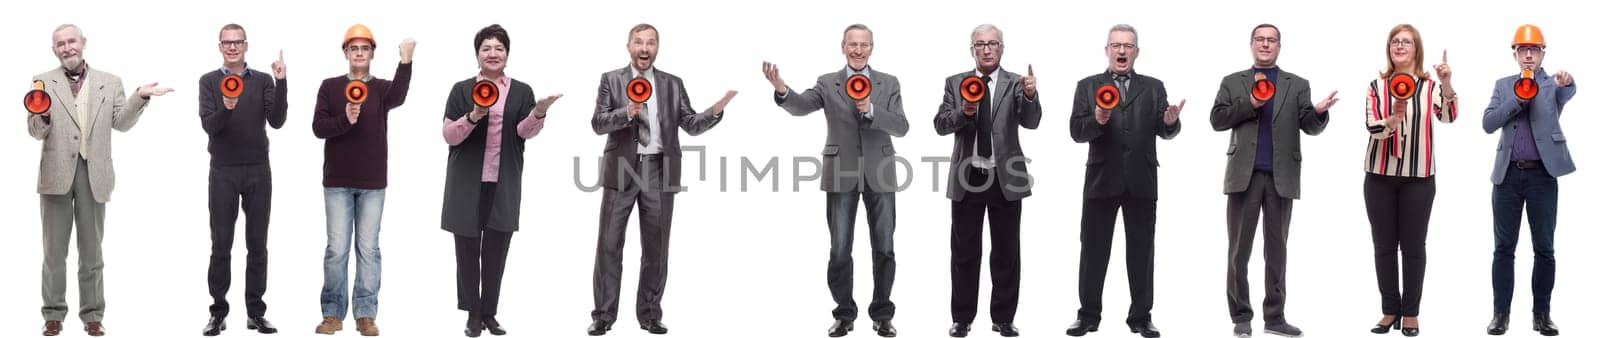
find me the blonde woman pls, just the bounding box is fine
[1361,24,1457,337]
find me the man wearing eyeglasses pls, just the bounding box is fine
[309,23,414,336]
[762,23,910,338]
[1209,24,1339,338]
[932,23,1039,338]
[29,23,174,337]
[198,23,287,336]
[1065,24,1181,338]
[1482,24,1576,337]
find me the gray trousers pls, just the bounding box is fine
[1225,170,1293,325]
[40,158,106,322]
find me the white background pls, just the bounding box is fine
[1,0,1594,337]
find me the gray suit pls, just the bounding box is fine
[775,66,908,321]
[26,67,149,323]
[1208,68,1327,325]
[589,66,723,324]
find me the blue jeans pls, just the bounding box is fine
[321,187,385,319]
[1491,166,1558,314]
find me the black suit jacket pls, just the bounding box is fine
[1069,71,1181,200]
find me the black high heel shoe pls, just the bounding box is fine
[1371,318,1400,334]
[1400,317,1420,337]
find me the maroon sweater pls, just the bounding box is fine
[312,63,412,189]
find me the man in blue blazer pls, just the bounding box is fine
[1481,24,1577,337]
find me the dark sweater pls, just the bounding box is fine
[312,63,412,189]
[198,68,287,166]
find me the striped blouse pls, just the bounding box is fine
[1364,77,1458,177]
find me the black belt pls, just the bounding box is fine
[968,165,992,176]
[638,153,662,160]
[1511,160,1542,169]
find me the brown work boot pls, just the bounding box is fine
[42,320,63,336]
[356,317,379,336]
[315,317,343,335]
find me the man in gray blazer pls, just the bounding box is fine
[1482,24,1576,337]
[1208,24,1338,338]
[763,23,910,338]
[26,24,173,337]
[587,23,735,336]
[932,23,1039,338]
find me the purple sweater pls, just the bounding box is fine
[312,63,412,189]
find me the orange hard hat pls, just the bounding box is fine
[1512,24,1544,47]
[343,24,376,48]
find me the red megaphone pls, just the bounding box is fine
[627,77,652,104]
[845,74,871,101]
[1251,72,1275,102]
[345,80,368,104]
[1389,73,1417,101]
[472,80,499,107]
[220,74,245,99]
[1094,84,1120,110]
[959,76,986,103]
[1514,69,1539,101]
[24,80,51,114]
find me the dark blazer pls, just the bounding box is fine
[1209,68,1328,199]
[933,68,1042,201]
[776,67,910,193]
[440,77,537,236]
[1070,71,1180,200]
[590,67,723,191]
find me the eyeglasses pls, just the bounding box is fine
[1252,36,1280,44]
[1106,43,1137,51]
[345,45,374,53]
[971,41,1003,51]
[1389,39,1415,48]
[1516,46,1544,54]
[219,40,247,48]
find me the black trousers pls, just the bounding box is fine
[826,185,896,321]
[1226,171,1294,324]
[456,183,513,317]
[1077,194,1156,325]
[950,168,1022,324]
[592,155,675,323]
[1363,174,1434,317]
[207,164,272,318]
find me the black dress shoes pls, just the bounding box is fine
[872,320,896,337]
[464,314,484,338]
[203,317,226,336]
[588,319,613,336]
[1486,313,1509,335]
[992,322,1020,337]
[482,316,506,336]
[1066,320,1099,336]
[1129,321,1161,338]
[1533,313,1559,336]
[948,322,971,337]
[829,320,854,337]
[641,320,668,335]
[247,317,277,334]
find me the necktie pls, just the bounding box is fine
[635,103,652,147]
[976,75,994,159]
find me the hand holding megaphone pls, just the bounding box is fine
[24,80,51,116]
[846,74,871,114]
[1250,72,1273,109]
[1385,99,1406,132]
[960,75,986,117]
